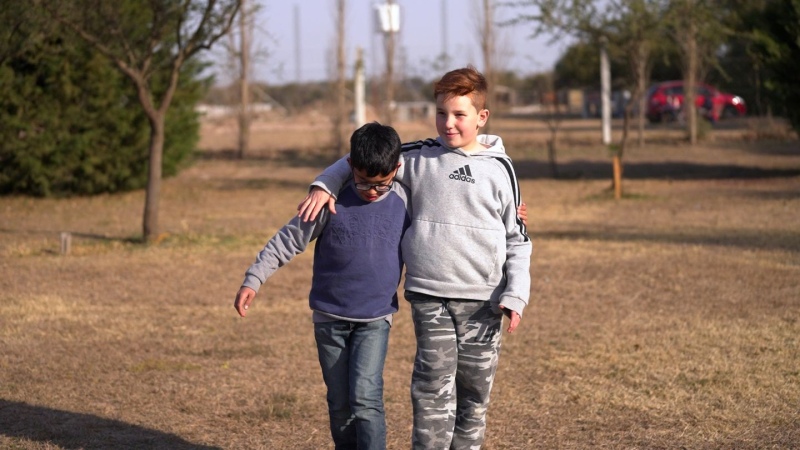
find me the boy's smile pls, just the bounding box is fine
[435,94,489,152]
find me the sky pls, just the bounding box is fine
[221,0,572,85]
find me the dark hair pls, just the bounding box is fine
[349,122,402,177]
[433,65,488,110]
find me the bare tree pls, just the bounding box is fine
[509,0,600,180]
[542,87,564,178]
[37,0,240,243]
[614,0,665,149]
[671,0,699,144]
[475,0,515,131]
[666,0,728,145]
[237,0,252,159]
[513,0,667,197]
[479,0,496,134]
[606,0,664,198]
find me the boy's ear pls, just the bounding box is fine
[478,109,490,128]
[347,157,352,168]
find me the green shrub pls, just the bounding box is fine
[0,32,204,196]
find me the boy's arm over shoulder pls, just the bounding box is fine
[393,139,437,185]
[311,155,351,197]
[298,156,351,221]
[393,180,413,218]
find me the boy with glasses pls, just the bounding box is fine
[298,66,532,449]
[234,122,409,450]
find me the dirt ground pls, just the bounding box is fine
[1,115,799,449]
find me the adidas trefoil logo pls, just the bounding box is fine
[449,165,476,184]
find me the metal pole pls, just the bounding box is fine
[355,47,366,128]
[600,36,612,145]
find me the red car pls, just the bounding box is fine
[646,80,746,123]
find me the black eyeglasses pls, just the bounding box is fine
[354,180,394,193]
[352,170,394,192]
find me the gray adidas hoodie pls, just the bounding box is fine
[312,134,532,316]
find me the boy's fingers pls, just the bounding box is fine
[234,290,254,317]
[328,197,337,215]
[517,202,528,226]
[234,298,246,317]
[306,202,321,222]
[507,313,520,333]
[297,196,315,220]
[500,308,520,333]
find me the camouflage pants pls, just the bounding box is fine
[407,291,503,450]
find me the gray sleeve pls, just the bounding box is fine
[497,170,532,316]
[499,211,532,316]
[241,211,328,292]
[310,155,351,198]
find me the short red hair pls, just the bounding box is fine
[433,65,488,111]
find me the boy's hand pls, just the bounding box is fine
[517,202,528,227]
[499,305,520,333]
[297,187,336,222]
[234,287,257,317]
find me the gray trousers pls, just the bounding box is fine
[407,291,503,450]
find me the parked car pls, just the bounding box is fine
[646,80,746,123]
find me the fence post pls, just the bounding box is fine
[60,232,72,255]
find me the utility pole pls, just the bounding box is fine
[355,47,366,128]
[376,1,399,125]
[333,0,347,155]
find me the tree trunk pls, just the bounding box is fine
[237,0,250,159]
[614,104,632,200]
[482,0,494,134]
[636,48,648,148]
[686,14,698,145]
[143,113,165,243]
[547,138,559,179]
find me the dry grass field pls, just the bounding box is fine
[1,115,799,449]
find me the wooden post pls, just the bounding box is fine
[60,232,72,255]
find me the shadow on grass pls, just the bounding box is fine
[0,229,142,250]
[195,148,340,168]
[515,159,800,181]
[214,177,314,192]
[537,228,800,253]
[0,399,220,449]
[197,147,800,182]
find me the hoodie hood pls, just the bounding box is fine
[437,134,508,159]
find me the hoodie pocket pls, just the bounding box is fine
[402,219,504,286]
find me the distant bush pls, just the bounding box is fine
[761,0,800,136]
[0,34,205,196]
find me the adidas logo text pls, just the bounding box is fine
[449,165,476,184]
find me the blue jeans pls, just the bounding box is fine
[314,319,390,450]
